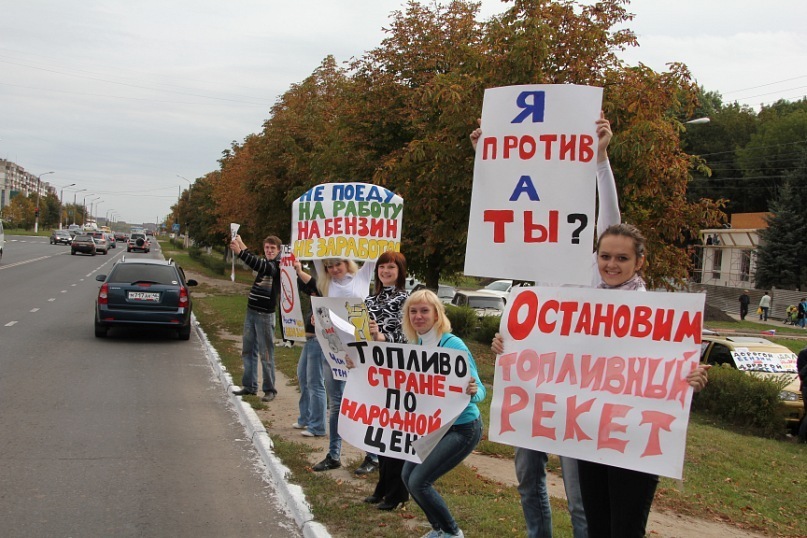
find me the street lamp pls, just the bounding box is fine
[82,195,98,226]
[34,171,54,233]
[685,117,711,125]
[71,189,86,226]
[57,183,76,229]
[90,198,103,225]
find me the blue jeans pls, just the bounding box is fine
[296,337,326,435]
[323,356,345,460]
[515,450,588,538]
[241,308,276,394]
[402,418,482,535]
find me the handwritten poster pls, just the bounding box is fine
[310,296,373,381]
[465,84,603,285]
[339,340,472,463]
[291,183,404,262]
[279,246,306,342]
[489,286,705,479]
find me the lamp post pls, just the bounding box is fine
[685,117,711,125]
[57,183,76,229]
[177,174,192,247]
[34,171,54,233]
[90,198,103,226]
[82,195,97,226]
[72,189,86,226]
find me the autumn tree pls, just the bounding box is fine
[2,194,35,229]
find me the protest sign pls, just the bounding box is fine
[489,286,704,479]
[465,84,603,285]
[311,296,373,380]
[339,340,471,463]
[230,223,240,281]
[291,183,404,262]
[279,246,306,342]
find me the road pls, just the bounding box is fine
[0,236,301,537]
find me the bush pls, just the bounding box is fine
[475,315,501,345]
[188,245,227,275]
[444,304,480,339]
[691,365,790,437]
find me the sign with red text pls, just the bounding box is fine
[465,84,602,285]
[279,246,306,342]
[339,340,471,463]
[292,183,404,261]
[489,286,704,479]
[311,296,373,380]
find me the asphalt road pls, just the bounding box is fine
[0,236,300,537]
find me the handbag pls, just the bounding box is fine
[757,307,763,314]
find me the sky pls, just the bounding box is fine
[1,0,804,226]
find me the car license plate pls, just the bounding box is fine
[128,291,160,302]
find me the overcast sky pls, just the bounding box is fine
[1,0,804,225]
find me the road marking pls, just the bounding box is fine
[61,290,67,293]
[5,321,17,327]
[0,255,52,271]
[71,283,77,286]
[30,308,39,312]
[49,298,56,302]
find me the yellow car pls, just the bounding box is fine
[700,335,804,430]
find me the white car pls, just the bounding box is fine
[450,291,505,317]
[478,279,512,298]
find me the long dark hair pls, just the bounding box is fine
[374,251,407,294]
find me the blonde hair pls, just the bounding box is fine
[402,289,452,342]
[317,258,360,296]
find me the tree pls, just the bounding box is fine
[1,194,35,229]
[754,148,807,290]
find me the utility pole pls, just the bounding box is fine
[34,171,54,233]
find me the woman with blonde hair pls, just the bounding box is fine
[401,289,485,538]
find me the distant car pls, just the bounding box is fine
[114,231,128,242]
[105,232,116,248]
[50,229,72,245]
[700,335,804,430]
[71,234,97,256]
[127,232,150,253]
[94,258,198,340]
[67,224,82,238]
[477,279,534,302]
[450,290,505,317]
[92,234,109,255]
[412,282,456,304]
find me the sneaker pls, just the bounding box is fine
[232,388,256,396]
[261,392,276,402]
[443,531,464,538]
[301,430,319,437]
[419,531,442,538]
[312,454,341,472]
[291,422,306,429]
[354,455,378,475]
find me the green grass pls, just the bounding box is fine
[171,247,806,536]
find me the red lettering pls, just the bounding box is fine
[640,411,675,457]
[579,134,594,162]
[532,393,557,440]
[598,403,631,452]
[538,133,557,159]
[499,386,529,434]
[484,209,514,243]
[564,395,594,441]
[508,291,538,341]
[504,135,518,158]
[498,352,518,381]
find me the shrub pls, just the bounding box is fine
[188,245,227,275]
[691,365,790,437]
[475,315,501,345]
[445,304,479,339]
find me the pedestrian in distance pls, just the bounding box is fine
[759,291,772,321]
[739,289,750,321]
[400,289,485,538]
[229,234,282,402]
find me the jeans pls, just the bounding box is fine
[560,457,588,538]
[578,460,658,538]
[760,306,769,321]
[296,336,326,435]
[402,418,482,535]
[515,451,588,538]
[323,356,345,460]
[241,308,276,394]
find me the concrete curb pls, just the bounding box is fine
[192,315,331,538]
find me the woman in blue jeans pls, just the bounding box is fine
[400,289,486,538]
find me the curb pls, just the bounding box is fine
[192,315,331,538]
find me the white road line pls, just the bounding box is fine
[5,321,17,327]
[0,255,52,271]
[61,290,67,293]
[30,308,39,312]
[48,298,56,302]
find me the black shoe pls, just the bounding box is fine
[363,495,381,504]
[354,456,378,475]
[377,500,406,511]
[232,388,256,396]
[313,454,341,472]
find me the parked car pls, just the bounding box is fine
[450,290,506,317]
[94,258,198,339]
[88,232,109,256]
[412,282,456,304]
[476,279,533,301]
[71,234,97,256]
[700,335,804,430]
[50,229,72,245]
[127,232,150,253]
